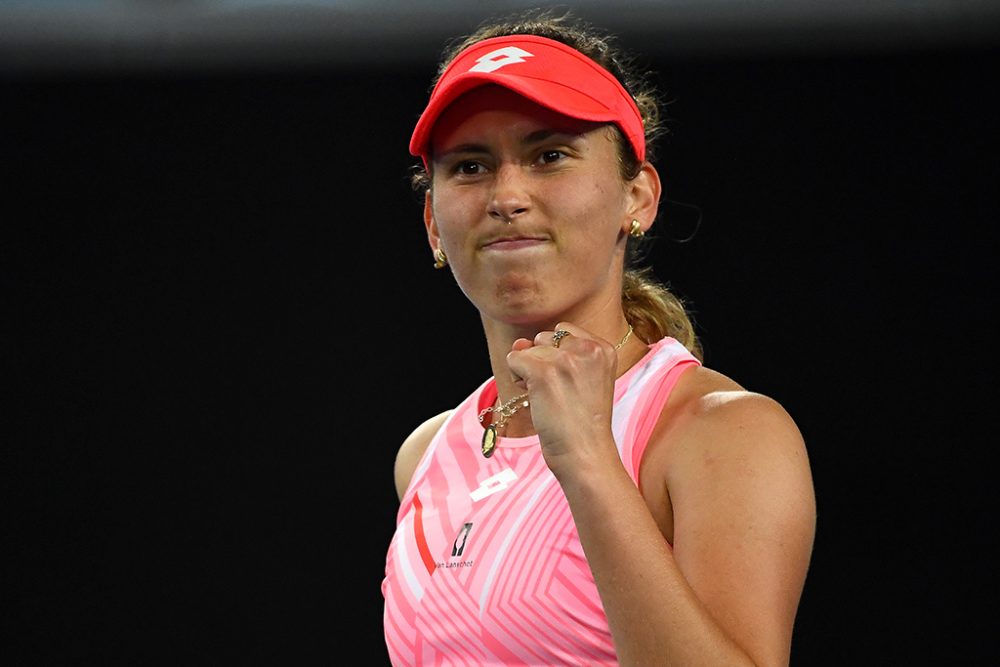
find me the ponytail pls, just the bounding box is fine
[623,267,702,361]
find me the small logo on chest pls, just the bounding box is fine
[451,522,473,557]
[435,522,475,570]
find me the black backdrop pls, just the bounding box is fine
[7,38,997,666]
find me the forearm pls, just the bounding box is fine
[558,458,758,667]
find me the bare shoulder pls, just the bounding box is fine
[662,364,816,533]
[394,410,453,501]
[662,365,805,454]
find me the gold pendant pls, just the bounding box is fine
[481,423,498,458]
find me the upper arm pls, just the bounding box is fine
[665,391,816,666]
[394,410,453,501]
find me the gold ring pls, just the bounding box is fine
[552,329,570,348]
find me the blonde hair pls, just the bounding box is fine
[416,8,702,361]
[624,268,702,361]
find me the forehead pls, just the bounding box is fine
[429,85,602,150]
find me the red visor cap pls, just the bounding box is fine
[409,35,645,165]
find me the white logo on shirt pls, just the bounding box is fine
[468,47,534,73]
[470,467,518,501]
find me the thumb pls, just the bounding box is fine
[506,338,533,391]
[510,337,534,352]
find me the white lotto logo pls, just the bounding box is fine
[468,46,535,73]
[470,467,518,501]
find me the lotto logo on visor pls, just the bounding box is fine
[409,34,645,164]
[468,46,534,73]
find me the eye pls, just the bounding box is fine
[538,150,566,165]
[455,160,485,175]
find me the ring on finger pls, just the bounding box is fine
[552,329,571,348]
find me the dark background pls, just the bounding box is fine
[6,4,998,665]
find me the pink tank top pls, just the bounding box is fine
[383,337,700,666]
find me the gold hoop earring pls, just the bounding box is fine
[433,248,448,269]
[629,219,645,238]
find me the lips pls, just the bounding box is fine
[481,235,548,250]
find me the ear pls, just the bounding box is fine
[423,189,441,252]
[624,162,662,235]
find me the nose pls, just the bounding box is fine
[487,163,530,223]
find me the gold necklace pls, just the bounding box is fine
[478,392,528,458]
[478,324,634,458]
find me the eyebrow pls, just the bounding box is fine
[525,128,573,144]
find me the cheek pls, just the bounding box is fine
[429,184,459,225]
[566,177,626,227]
[430,191,475,251]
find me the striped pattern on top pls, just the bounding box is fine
[383,337,700,666]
